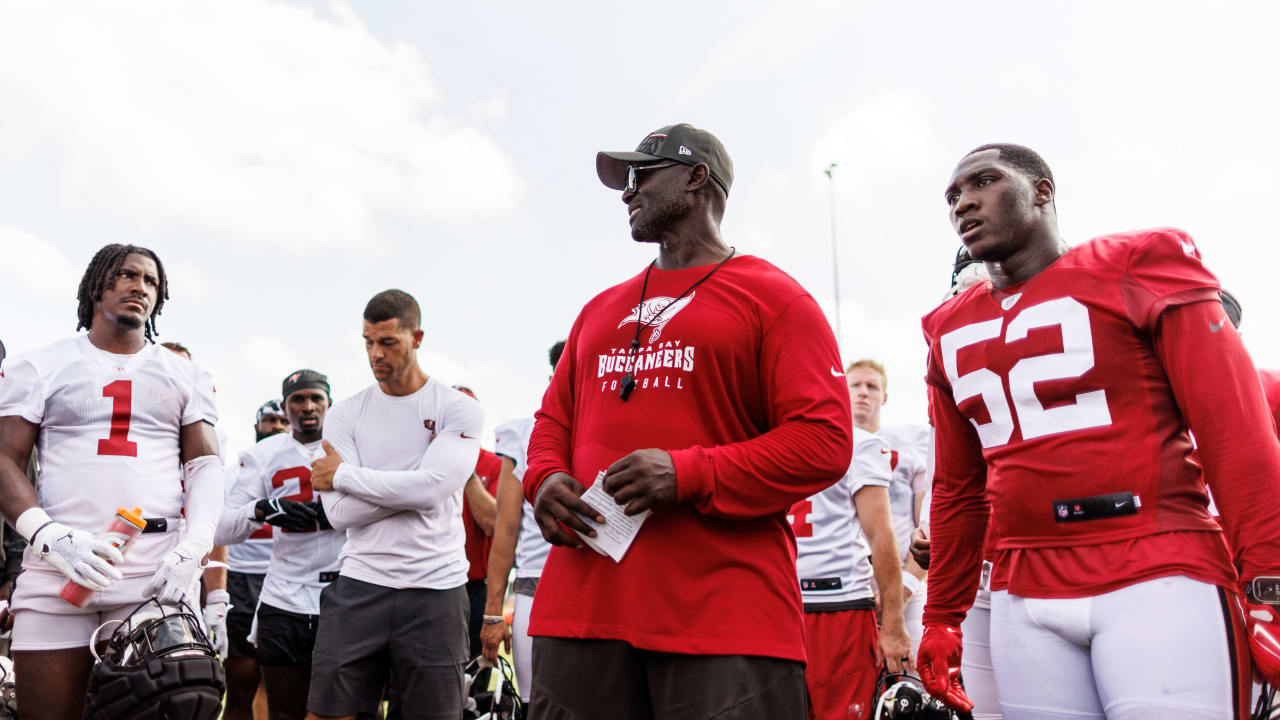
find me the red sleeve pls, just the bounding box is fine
[1155,300,1280,582]
[921,352,990,628]
[667,294,854,519]
[1258,369,1280,437]
[524,312,585,505]
[1119,229,1220,331]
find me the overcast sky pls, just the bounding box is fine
[2,0,1278,456]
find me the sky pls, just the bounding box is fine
[2,0,1278,456]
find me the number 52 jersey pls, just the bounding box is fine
[923,229,1239,599]
[0,336,217,577]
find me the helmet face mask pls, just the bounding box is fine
[85,598,226,720]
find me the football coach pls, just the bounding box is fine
[523,124,854,720]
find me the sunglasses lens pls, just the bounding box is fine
[626,166,637,192]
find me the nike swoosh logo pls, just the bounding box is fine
[1114,501,1127,509]
[879,448,890,454]
[830,366,845,378]
[460,433,476,439]
[1210,316,1227,332]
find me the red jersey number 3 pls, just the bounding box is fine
[941,296,1113,449]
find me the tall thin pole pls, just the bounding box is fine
[824,163,842,355]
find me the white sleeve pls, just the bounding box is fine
[0,358,44,424]
[181,454,224,554]
[849,432,893,494]
[332,397,483,512]
[316,489,402,530]
[494,421,524,477]
[214,452,266,546]
[181,365,218,427]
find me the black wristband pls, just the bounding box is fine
[28,520,56,546]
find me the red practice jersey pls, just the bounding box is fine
[462,448,502,581]
[922,229,1280,625]
[524,254,852,661]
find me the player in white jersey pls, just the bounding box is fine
[0,245,224,720]
[846,359,931,652]
[217,371,345,720]
[479,338,565,702]
[307,290,481,720]
[222,398,288,720]
[788,427,911,720]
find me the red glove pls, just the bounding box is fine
[1245,600,1280,683]
[917,623,974,712]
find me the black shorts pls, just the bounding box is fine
[308,575,469,719]
[530,637,807,720]
[226,571,265,660]
[255,602,319,668]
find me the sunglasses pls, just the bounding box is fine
[625,162,682,193]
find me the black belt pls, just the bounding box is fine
[1052,492,1140,523]
[804,597,876,614]
[319,571,338,583]
[142,517,179,534]
[513,576,539,597]
[800,577,842,592]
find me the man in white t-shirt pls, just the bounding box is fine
[479,340,565,702]
[845,358,930,652]
[217,371,346,720]
[307,289,482,720]
[221,398,288,720]
[0,244,223,720]
[789,427,911,720]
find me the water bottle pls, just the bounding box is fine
[59,507,146,608]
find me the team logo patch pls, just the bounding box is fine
[1001,292,1022,311]
[423,419,436,431]
[618,292,696,344]
[1056,503,1069,519]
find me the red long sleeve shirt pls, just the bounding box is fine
[922,229,1280,626]
[523,254,852,660]
[462,448,502,582]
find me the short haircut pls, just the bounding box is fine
[549,340,566,370]
[364,289,421,330]
[76,244,169,341]
[966,143,1055,186]
[845,358,887,392]
[160,341,190,359]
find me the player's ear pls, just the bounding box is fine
[412,328,424,348]
[1034,178,1055,207]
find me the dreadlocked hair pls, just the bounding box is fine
[76,244,169,342]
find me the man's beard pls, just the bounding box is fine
[114,311,144,330]
[631,190,689,242]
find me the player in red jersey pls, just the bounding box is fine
[918,144,1280,719]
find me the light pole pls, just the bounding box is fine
[824,163,842,355]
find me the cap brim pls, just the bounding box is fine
[596,151,663,190]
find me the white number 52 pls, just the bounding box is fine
[940,297,1112,449]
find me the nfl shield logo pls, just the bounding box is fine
[1057,504,1068,518]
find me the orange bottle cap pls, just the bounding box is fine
[115,507,147,531]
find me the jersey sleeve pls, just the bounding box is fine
[668,294,855,519]
[494,420,525,477]
[1155,299,1280,582]
[214,450,265,546]
[849,431,892,494]
[1119,229,1221,332]
[920,354,990,628]
[0,357,45,424]
[181,365,218,427]
[525,312,586,504]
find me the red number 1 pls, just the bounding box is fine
[97,380,138,457]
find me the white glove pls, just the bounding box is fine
[142,538,207,606]
[32,521,124,591]
[202,588,231,657]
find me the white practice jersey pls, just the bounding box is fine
[215,434,343,615]
[0,336,217,578]
[790,427,892,607]
[494,416,549,579]
[318,378,482,590]
[876,425,929,567]
[222,454,274,575]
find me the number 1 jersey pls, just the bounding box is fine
[0,335,217,577]
[922,228,1249,605]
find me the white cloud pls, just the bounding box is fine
[0,226,78,297]
[0,0,522,253]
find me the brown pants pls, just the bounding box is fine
[530,637,807,720]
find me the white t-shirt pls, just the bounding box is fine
[0,336,217,577]
[790,427,892,607]
[318,377,483,590]
[494,416,549,579]
[215,434,343,615]
[876,425,929,567]
[222,458,274,575]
